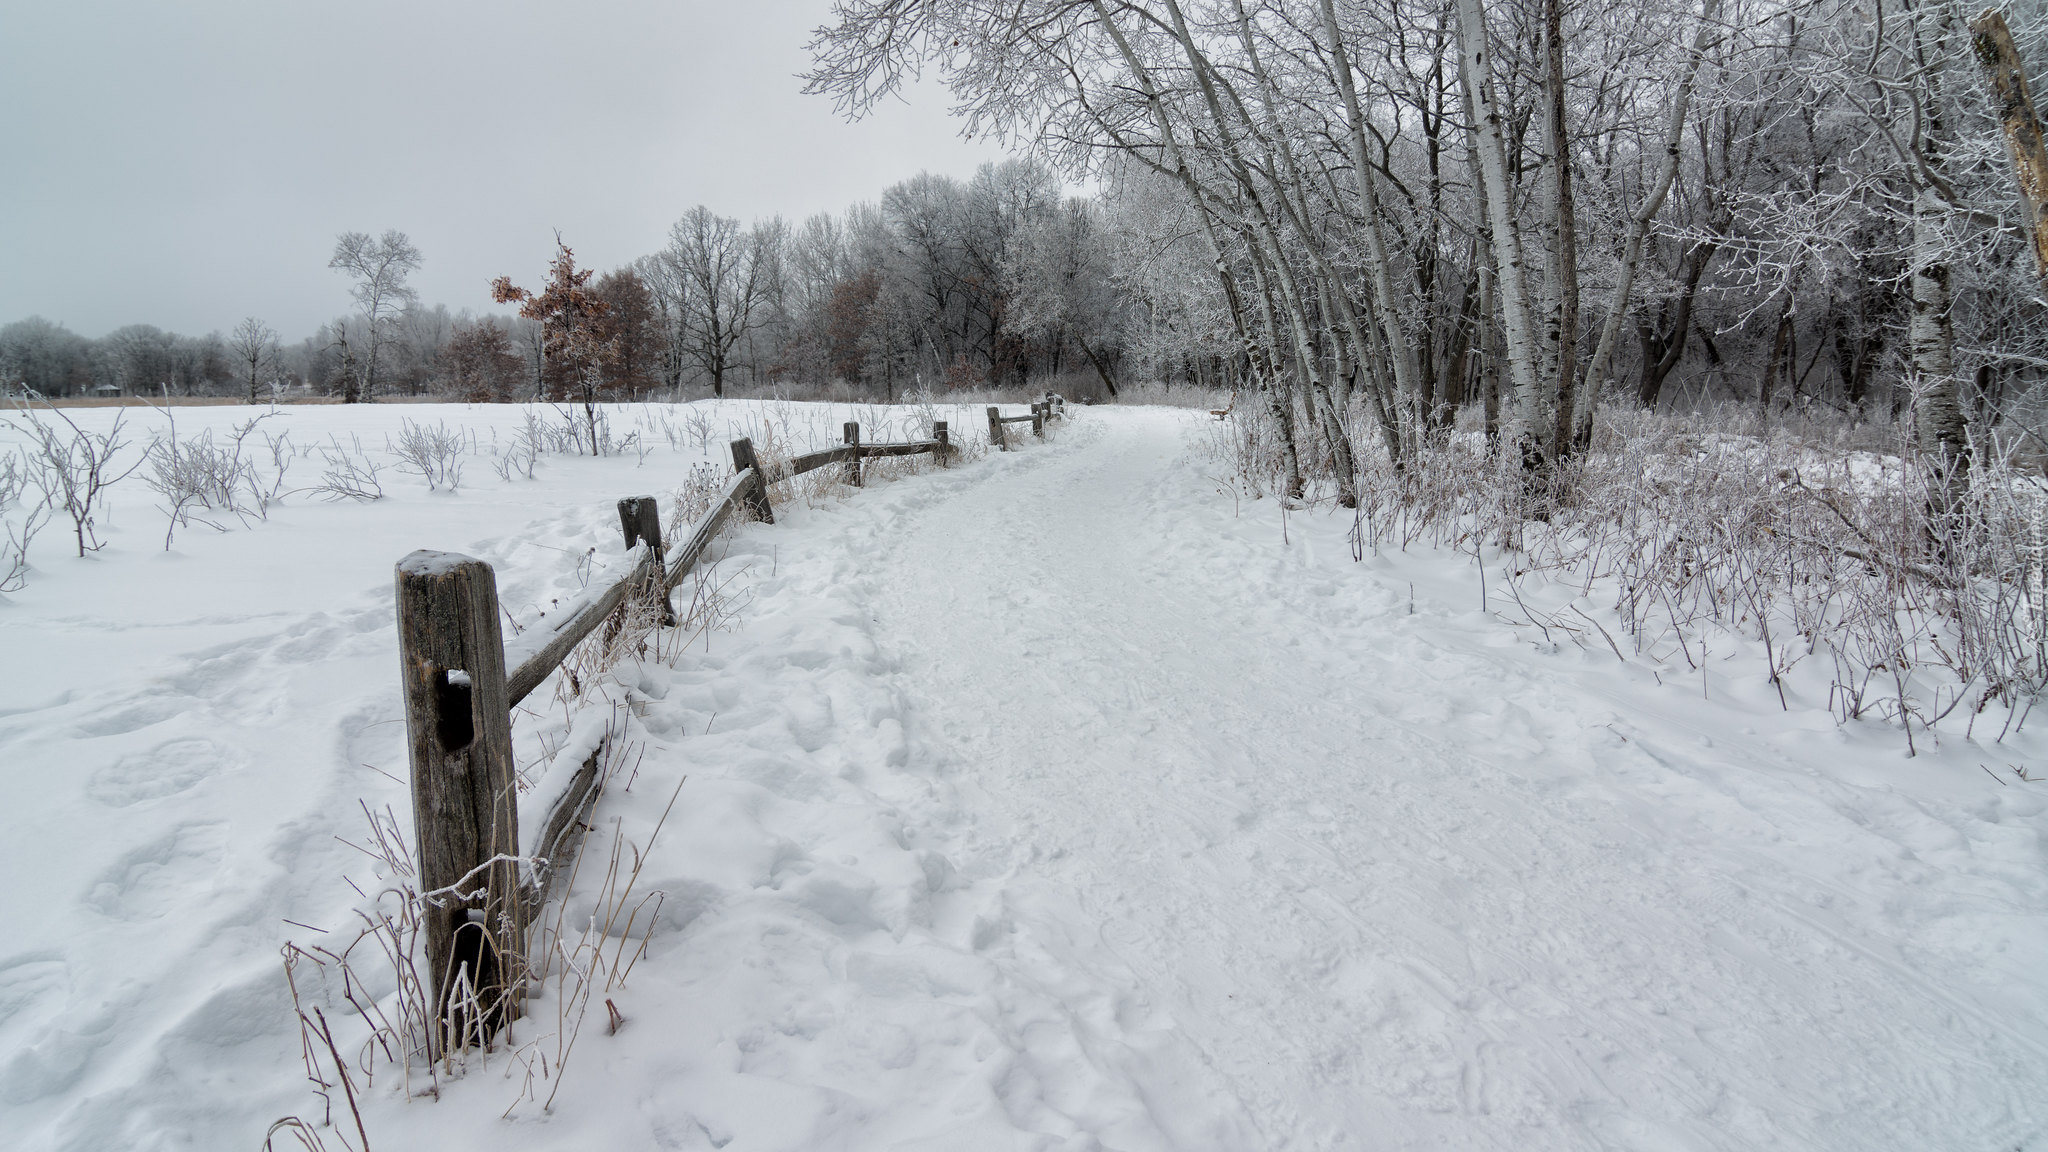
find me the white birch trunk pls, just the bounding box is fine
[1319,0,1427,420]
[1453,0,1546,470]
[1910,5,1968,520]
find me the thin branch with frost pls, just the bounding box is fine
[388,418,467,492]
[5,401,145,556]
[301,434,387,502]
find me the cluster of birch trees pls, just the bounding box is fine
[806,0,2048,504]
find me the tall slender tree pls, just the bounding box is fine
[328,229,421,403]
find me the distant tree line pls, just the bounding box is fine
[14,0,2048,488]
[0,158,1144,405]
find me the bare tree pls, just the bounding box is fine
[327,230,422,403]
[663,207,781,396]
[1008,198,1124,396]
[229,317,279,404]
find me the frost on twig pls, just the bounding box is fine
[5,400,145,557]
[0,447,48,592]
[302,434,387,502]
[388,418,467,492]
[140,411,289,548]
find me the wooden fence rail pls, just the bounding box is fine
[393,419,953,1049]
[986,392,1068,451]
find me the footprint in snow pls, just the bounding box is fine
[83,822,230,921]
[86,738,236,807]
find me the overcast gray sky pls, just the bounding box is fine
[0,0,1010,340]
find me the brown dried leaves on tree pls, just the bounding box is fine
[493,239,617,453]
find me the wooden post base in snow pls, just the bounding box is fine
[394,550,522,1053]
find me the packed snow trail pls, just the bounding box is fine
[851,408,2048,1149]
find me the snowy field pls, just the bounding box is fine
[2,400,2046,1150]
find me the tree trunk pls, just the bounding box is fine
[1478,246,1502,449]
[1455,0,1545,474]
[1971,9,2048,281]
[1913,181,1968,517]
[1760,296,1793,418]
[1319,0,1427,434]
[1540,0,1582,464]
[1248,255,1308,501]
[1077,335,1121,397]
[1634,242,1713,408]
[1911,7,1968,523]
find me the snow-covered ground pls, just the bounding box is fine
[2,401,2045,1150]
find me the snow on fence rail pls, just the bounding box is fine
[390,421,954,1051]
[986,391,1067,450]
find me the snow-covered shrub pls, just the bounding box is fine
[0,446,27,509]
[388,419,467,492]
[141,412,288,547]
[304,434,386,502]
[1320,402,2048,752]
[0,448,48,593]
[490,439,538,482]
[5,401,145,557]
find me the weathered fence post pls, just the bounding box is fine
[730,437,775,523]
[934,420,949,465]
[1032,402,1045,438]
[843,421,863,487]
[617,495,676,625]
[395,551,522,1054]
[987,406,1006,452]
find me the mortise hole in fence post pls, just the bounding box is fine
[934,420,949,465]
[395,550,522,1056]
[987,406,1006,452]
[435,670,474,751]
[843,421,863,486]
[730,437,775,524]
[617,495,676,625]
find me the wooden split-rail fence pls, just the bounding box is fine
[986,391,1067,450]
[392,420,952,1047]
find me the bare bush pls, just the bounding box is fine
[304,434,387,502]
[1265,402,2048,753]
[1,505,48,594]
[388,419,466,492]
[523,405,616,457]
[0,448,46,593]
[491,440,538,482]
[6,402,145,556]
[141,412,287,548]
[684,406,714,452]
[0,448,27,509]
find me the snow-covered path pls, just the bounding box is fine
[3,401,2043,1150]
[856,408,2048,1149]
